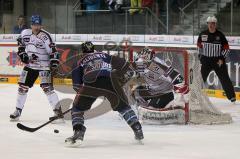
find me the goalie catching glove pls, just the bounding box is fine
[174,83,189,94]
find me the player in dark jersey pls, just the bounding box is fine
[65,41,144,146]
[197,16,236,103]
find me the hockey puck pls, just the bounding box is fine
[54,129,59,133]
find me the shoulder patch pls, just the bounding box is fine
[38,30,53,43]
[38,32,49,41]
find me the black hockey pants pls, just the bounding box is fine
[200,55,235,101]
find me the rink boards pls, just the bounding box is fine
[0,34,240,100]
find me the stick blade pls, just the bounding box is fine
[17,123,37,132]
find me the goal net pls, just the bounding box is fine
[125,47,232,125]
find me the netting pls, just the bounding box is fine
[188,50,232,124]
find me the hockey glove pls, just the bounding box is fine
[50,52,60,69]
[174,83,189,94]
[18,51,29,64]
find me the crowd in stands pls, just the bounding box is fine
[0,0,239,34]
[81,0,155,13]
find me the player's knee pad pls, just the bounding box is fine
[41,84,54,95]
[118,106,138,126]
[18,84,29,95]
[71,107,85,129]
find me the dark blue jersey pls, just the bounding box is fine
[72,52,113,90]
[72,51,130,92]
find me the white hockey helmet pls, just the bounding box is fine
[206,16,217,23]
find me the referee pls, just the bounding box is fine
[197,16,236,103]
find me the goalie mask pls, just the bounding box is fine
[137,47,154,61]
[135,47,155,70]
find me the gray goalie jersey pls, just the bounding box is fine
[136,56,183,95]
[18,29,55,70]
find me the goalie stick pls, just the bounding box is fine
[17,108,72,132]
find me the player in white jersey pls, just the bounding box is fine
[10,15,63,121]
[132,48,189,108]
[131,48,189,124]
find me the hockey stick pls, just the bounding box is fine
[17,108,72,132]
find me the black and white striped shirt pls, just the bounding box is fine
[197,29,229,58]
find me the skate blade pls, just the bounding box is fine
[135,139,144,145]
[65,139,83,148]
[231,101,240,105]
[51,118,65,124]
[10,117,19,122]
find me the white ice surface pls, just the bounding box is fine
[0,84,240,159]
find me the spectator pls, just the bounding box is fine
[106,0,124,12]
[142,0,154,8]
[84,0,101,11]
[12,15,28,34]
[129,0,143,14]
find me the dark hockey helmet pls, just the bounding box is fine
[31,15,42,25]
[81,41,94,53]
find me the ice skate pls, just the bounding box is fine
[10,108,22,122]
[50,107,65,124]
[230,97,236,104]
[131,122,144,143]
[65,126,86,147]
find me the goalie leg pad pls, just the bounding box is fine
[138,106,185,125]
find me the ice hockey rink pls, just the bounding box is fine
[1,84,240,159]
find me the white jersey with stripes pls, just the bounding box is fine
[19,29,54,70]
[136,56,174,95]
